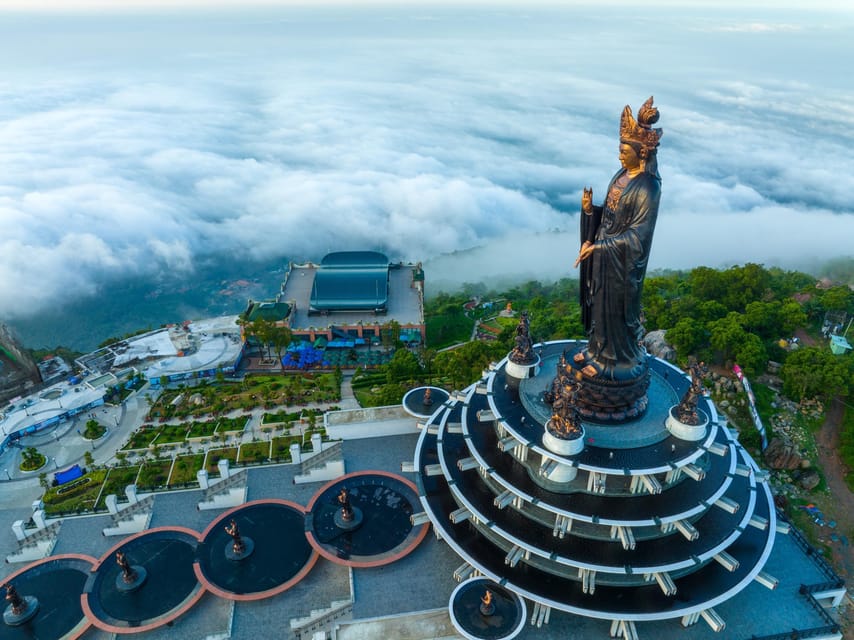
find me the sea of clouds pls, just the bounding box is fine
[1,5,853,328]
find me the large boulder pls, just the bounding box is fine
[796,470,821,491]
[643,330,676,362]
[763,437,803,470]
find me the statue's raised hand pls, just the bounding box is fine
[581,187,593,214]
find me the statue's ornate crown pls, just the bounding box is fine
[620,96,663,157]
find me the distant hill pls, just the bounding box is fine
[0,324,41,403]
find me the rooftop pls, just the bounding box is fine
[283,263,423,331]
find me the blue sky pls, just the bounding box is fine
[1,3,853,321]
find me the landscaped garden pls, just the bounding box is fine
[168,454,205,485]
[121,417,250,452]
[121,427,160,451]
[205,447,239,476]
[136,460,172,490]
[19,447,46,472]
[145,373,340,421]
[238,441,270,464]
[43,469,109,515]
[82,419,106,440]
[94,465,142,510]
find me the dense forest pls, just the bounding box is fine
[421,263,854,404]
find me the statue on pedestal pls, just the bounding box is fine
[509,312,535,365]
[225,519,246,556]
[3,582,39,626]
[676,362,705,425]
[338,488,353,522]
[563,97,663,423]
[116,551,138,584]
[114,550,147,591]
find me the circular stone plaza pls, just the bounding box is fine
[0,343,847,639]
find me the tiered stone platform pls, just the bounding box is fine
[414,340,780,638]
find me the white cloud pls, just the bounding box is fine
[0,5,853,325]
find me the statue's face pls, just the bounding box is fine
[619,143,641,171]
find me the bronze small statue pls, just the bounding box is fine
[338,488,353,522]
[3,582,39,626]
[480,589,495,616]
[116,551,138,584]
[676,362,705,425]
[548,381,584,440]
[509,311,535,365]
[4,584,25,616]
[225,519,246,555]
[544,352,570,405]
[113,549,147,591]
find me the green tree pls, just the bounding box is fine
[820,286,854,314]
[666,317,706,358]
[688,267,727,305]
[270,325,293,371]
[708,312,748,363]
[743,301,781,340]
[781,346,850,402]
[778,300,808,335]
[722,263,771,311]
[387,349,422,384]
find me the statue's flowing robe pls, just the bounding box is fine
[579,168,661,380]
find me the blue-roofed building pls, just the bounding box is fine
[270,252,425,348]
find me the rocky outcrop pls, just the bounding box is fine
[643,330,676,362]
[763,437,803,470]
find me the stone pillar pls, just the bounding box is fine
[105,494,119,515]
[197,468,209,489]
[217,458,230,479]
[32,509,47,529]
[681,612,700,627]
[311,433,322,453]
[290,443,302,464]
[31,499,44,512]
[125,484,138,504]
[11,520,27,541]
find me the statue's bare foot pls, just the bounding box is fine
[582,364,598,377]
[573,351,587,363]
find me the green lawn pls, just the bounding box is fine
[187,420,218,438]
[95,465,142,509]
[261,409,303,425]
[216,416,248,433]
[168,454,205,485]
[271,436,301,462]
[122,427,161,450]
[156,423,190,444]
[43,469,108,515]
[137,460,172,490]
[238,441,270,464]
[205,448,238,476]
